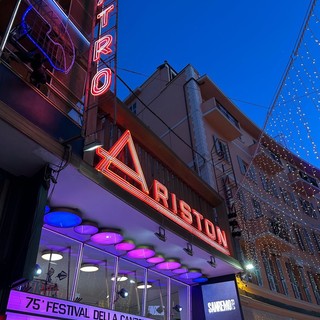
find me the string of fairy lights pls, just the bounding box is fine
[233,0,320,296]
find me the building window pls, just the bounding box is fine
[129,102,137,114]
[252,198,263,218]
[302,228,315,254]
[275,257,289,295]
[299,171,319,188]
[300,198,317,219]
[269,216,290,242]
[260,173,270,192]
[237,156,247,175]
[289,192,299,209]
[216,101,239,128]
[261,174,279,197]
[280,187,291,206]
[262,252,278,292]
[286,262,302,300]
[293,225,306,251]
[237,157,256,182]
[270,179,279,197]
[213,137,230,163]
[269,150,282,165]
[308,271,320,304]
[298,267,312,303]
[312,232,320,252]
[237,190,250,220]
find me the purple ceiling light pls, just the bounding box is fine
[127,246,155,259]
[91,229,123,245]
[172,265,189,275]
[74,221,98,235]
[115,240,136,251]
[146,254,165,264]
[155,259,181,270]
[179,269,202,280]
[44,207,82,228]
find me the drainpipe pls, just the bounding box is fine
[183,65,215,188]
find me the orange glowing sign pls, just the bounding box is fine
[95,130,230,255]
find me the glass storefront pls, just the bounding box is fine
[12,227,190,320]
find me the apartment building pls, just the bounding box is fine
[124,62,320,319]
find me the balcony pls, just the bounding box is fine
[249,143,283,175]
[201,98,241,141]
[288,170,320,196]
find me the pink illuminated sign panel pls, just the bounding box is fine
[7,291,152,320]
[95,130,230,256]
[91,1,117,97]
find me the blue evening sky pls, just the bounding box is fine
[117,0,310,128]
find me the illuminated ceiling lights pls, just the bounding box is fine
[91,229,123,245]
[74,221,98,235]
[41,250,63,261]
[44,207,82,228]
[137,282,152,289]
[193,276,208,283]
[146,254,165,264]
[179,269,202,280]
[155,259,181,271]
[115,240,136,251]
[127,246,155,259]
[172,265,189,275]
[80,264,99,272]
[111,274,128,282]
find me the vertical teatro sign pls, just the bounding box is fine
[90,0,117,97]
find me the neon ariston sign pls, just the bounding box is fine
[95,130,230,256]
[90,0,117,96]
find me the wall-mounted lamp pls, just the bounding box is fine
[34,264,42,276]
[173,304,182,312]
[183,243,193,256]
[207,256,216,268]
[244,262,255,271]
[84,139,103,152]
[118,288,129,298]
[155,226,166,242]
